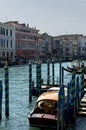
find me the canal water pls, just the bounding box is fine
[0,62,86,130]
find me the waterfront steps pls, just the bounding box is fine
[77,92,86,116]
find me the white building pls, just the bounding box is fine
[53,37,73,60]
[78,36,86,59]
[0,22,15,63]
[61,40,73,59]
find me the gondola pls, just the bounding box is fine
[63,66,82,74]
[67,65,86,74]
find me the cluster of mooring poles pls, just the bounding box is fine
[0,62,85,130]
[29,62,85,130]
[57,63,85,130]
[0,65,9,120]
[28,61,66,102]
[28,62,60,102]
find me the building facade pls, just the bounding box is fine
[78,36,86,59]
[53,37,73,61]
[5,21,39,62]
[1,20,86,64]
[38,33,53,62]
[60,40,73,60]
[53,34,84,61]
[0,22,15,64]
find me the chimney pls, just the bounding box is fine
[27,24,29,27]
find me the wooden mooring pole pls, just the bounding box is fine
[65,82,71,125]
[76,76,80,109]
[36,63,41,96]
[80,64,84,98]
[29,64,32,102]
[47,62,50,85]
[59,59,62,85]
[70,69,76,121]
[58,86,65,130]
[5,66,9,117]
[62,66,64,85]
[0,80,3,119]
[52,62,54,85]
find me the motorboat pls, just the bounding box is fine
[32,84,59,96]
[47,86,67,94]
[28,91,58,129]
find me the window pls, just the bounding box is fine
[3,39,5,47]
[10,40,12,48]
[0,39,5,47]
[1,28,3,35]
[7,40,9,47]
[11,52,13,57]
[82,47,86,51]
[2,52,5,57]
[22,36,26,39]
[7,52,9,57]
[3,28,5,35]
[6,29,8,36]
[0,28,5,35]
[10,30,12,36]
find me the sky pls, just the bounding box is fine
[0,0,86,36]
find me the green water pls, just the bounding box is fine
[0,62,85,130]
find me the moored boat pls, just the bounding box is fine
[47,86,67,94]
[63,66,86,74]
[67,65,80,71]
[28,91,58,129]
[32,84,59,96]
[66,60,86,74]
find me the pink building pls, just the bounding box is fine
[5,21,39,61]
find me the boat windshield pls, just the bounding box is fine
[37,100,57,113]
